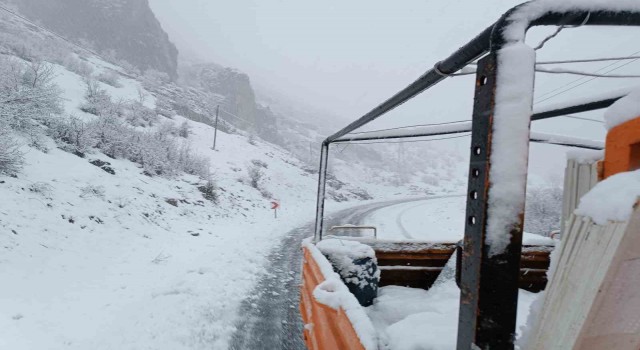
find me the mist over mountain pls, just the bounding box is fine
[9,0,178,79]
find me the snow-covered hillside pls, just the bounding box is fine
[0,59,315,350]
[0,5,477,348]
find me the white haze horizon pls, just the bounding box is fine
[149,0,640,181]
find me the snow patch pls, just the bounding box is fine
[575,170,640,225]
[366,256,537,350]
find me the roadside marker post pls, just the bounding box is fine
[271,201,280,218]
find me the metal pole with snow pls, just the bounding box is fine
[212,104,219,150]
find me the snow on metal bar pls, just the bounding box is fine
[533,88,632,121]
[333,122,472,143]
[493,1,640,50]
[530,131,604,150]
[333,125,603,150]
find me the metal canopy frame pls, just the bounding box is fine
[312,2,640,349]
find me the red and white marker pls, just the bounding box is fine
[271,201,280,218]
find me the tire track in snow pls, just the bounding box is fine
[367,195,465,240]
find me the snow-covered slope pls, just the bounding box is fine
[0,58,323,349]
[0,11,375,349]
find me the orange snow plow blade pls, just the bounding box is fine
[604,117,640,178]
[299,247,366,350]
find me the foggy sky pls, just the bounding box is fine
[149,1,519,118]
[149,0,640,145]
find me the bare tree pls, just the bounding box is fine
[0,125,23,175]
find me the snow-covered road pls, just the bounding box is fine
[227,196,460,349]
[366,195,467,240]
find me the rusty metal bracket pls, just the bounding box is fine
[456,53,526,350]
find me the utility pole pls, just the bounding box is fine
[212,105,219,150]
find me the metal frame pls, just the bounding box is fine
[312,2,640,349]
[329,225,377,239]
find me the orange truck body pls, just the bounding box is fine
[299,247,367,350]
[604,117,640,178]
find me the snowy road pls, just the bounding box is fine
[228,196,455,349]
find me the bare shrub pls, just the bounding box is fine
[48,115,94,155]
[0,57,63,131]
[198,178,219,204]
[247,163,265,190]
[251,159,268,169]
[124,100,158,127]
[178,121,190,138]
[157,121,178,137]
[141,69,170,89]
[28,182,53,198]
[80,79,113,116]
[177,143,210,178]
[89,116,130,159]
[48,112,210,180]
[64,56,94,78]
[524,182,563,236]
[155,95,175,118]
[0,57,62,163]
[96,70,122,88]
[0,125,23,175]
[80,184,105,199]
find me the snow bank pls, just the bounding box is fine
[316,238,380,289]
[486,42,536,255]
[366,257,538,350]
[575,170,640,225]
[604,87,640,130]
[303,239,378,350]
[566,149,604,164]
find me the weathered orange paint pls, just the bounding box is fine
[300,247,367,350]
[604,117,640,178]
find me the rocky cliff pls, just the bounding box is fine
[11,0,178,79]
[180,63,280,144]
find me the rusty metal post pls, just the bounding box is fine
[456,53,526,349]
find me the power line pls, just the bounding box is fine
[535,67,640,78]
[537,55,640,65]
[218,108,253,125]
[562,115,603,123]
[535,50,640,104]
